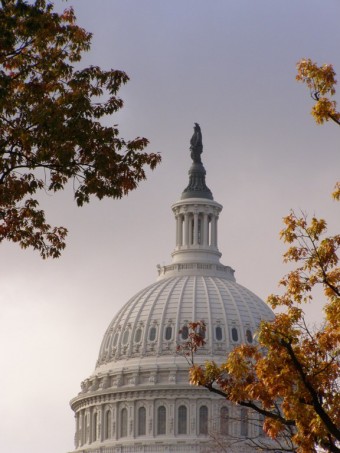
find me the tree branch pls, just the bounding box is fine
[281,339,340,442]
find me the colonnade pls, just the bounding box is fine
[173,200,221,251]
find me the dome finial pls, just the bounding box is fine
[181,123,213,200]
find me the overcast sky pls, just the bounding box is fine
[1,1,339,452]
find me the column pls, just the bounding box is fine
[101,404,105,441]
[176,215,183,247]
[89,408,93,443]
[215,215,218,247]
[193,212,198,245]
[188,215,193,245]
[83,411,87,445]
[211,215,217,247]
[113,404,118,440]
[203,213,209,246]
[75,412,79,448]
[184,212,189,246]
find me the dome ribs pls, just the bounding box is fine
[209,277,231,351]
[156,277,180,355]
[174,276,190,348]
[200,276,213,353]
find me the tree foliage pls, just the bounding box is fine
[178,61,340,453]
[179,213,340,453]
[0,0,161,258]
[296,59,340,202]
[296,58,340,127]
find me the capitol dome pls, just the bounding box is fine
[70,124,274,453]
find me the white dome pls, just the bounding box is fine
[96,273,273,373]
[70,124,274,453]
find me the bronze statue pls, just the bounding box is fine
[190,123,203,164]
[182,123,212,200]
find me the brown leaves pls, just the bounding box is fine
[183,208,340,452]
[0,0,161,258]
[0,198,67,258]
[177,321,207,361]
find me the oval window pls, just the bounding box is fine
[246,329,253,343]
[215,326,223,341]
[165,326,172,340]
[231,327,238,342]
[181,325,189,340]
[149,326,157,341]
[134,327,142,343]
[122,330,130,345]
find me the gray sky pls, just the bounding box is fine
[1,1,339,452]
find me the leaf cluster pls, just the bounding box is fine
[181,211,340,453]
[296,58,340,126]
[0,0,161,257]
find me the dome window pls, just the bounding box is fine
[134,327,142,343]
[157,406,166,435]
[240,408,249,437]
[138,407,146,436]
[120,408,128,438]
[181,325,189,340]
[122,330,130,345]
[165,326,172,341]
[92,412,98,441]
[178,405,187,434]
[246,329,253,343]
[149,326,157,341]
[231,327,239,342]
[199,405,208,435]
[104,410,111,439]
[215,326,223,341]
[220,406,229,436]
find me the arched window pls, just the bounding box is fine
[199,405,208,435]
[215,326,223,341]
[178,405,187,434]
[231,327,239,342]
[165,325,172,340]
[138,407,146,436]
[92,412,97,442]
[240,408,248,437]
[157,406,166,435]
[134,327,142,343]
[104,410,111,440]
[246,329,253,343]
[149,326,157,341]
[120,408,128,438]
[181,325,189,340]
[220,407,229,436]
